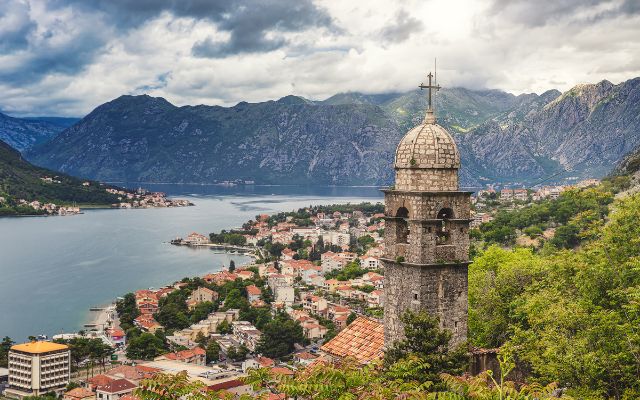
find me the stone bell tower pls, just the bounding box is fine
[382,72,471,347]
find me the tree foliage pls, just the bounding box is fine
[384,311,468,391]
[255,313,306,359]
[468,193,640,398]
[126,333,167,360]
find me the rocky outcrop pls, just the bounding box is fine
[0,113,77,152]
[25,78,640,186]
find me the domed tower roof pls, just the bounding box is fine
[392,72,460,191]
[394,116,460,169]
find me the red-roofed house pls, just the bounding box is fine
[281,248,296,260]
[246,285,262,303]
[236,270,255,280]
[137,301,158,316]
[300,320,328,340]
[108,329,126,346]
[155,347,206,365]
[302,294,328,316]
[333,314,349,331]
[281,259,315,276]
[367,290,384,307]
[133,315,161,333]
[324,279,341,293]
[203,271,238,285]
[360,256,380,270]
[336,285,354,298]
[96,378,136,400]
[320,317,384,364]
[300,265,322,283]
[207,379,252,396]
[64,388,95,400]
[242,355,275,372]
[86,375,114,391]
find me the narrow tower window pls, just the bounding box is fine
[396,207,410,244]
[436,207,453,245]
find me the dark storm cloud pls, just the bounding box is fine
[49,0,229,29]
[0,1,36,52]
[380,9,424,44]
[0,12,108,85]
[488,0,640,27]
[0,0,333,86]
[191,0,335,57]
[53,0,335,57]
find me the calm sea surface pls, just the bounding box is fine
[0,185,383,341]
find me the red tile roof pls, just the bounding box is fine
[163,347,205,361]
[105,365,159,381]
[320,316,384,364]
[246,285,262,295]
[109,329,125,337]
[270,367,294,376]
[65,387,94,399]
[97,378,137,394]
[207,379,245,391]
[257,356,275,367]
[87,374,114,387]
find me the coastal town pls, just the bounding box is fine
[0,182,192,216]
[0,202,389,398]
[104,188,193,209]
[0,177,608,399]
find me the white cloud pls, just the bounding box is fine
[0,0,639,116]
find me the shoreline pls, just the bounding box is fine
[79,253,252,336]
[84,303,116,331]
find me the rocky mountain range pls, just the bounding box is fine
[23,77,640,186]
[0,112,78,152]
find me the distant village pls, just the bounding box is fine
[0,179,193,216]
[470,178,601,227]
[104,187,192,209]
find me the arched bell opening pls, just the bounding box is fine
[436,207,453,245]
[396,207,410,244]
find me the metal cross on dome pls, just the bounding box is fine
[419,72,441,111]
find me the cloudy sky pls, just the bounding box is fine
[1,0,639,117]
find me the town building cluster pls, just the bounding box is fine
[242,210,385,249]
[105,188,192,209]
[470,179,601,227]
[15,199,81,215]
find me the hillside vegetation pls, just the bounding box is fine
[467,176,640,398]
[0,139,120,215]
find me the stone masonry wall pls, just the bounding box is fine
[395,168,458,191]
[383,260,468,347]
[383,191,471,220]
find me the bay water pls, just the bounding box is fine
[0,185,382,341]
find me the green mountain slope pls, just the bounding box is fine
[0,139,119,213]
